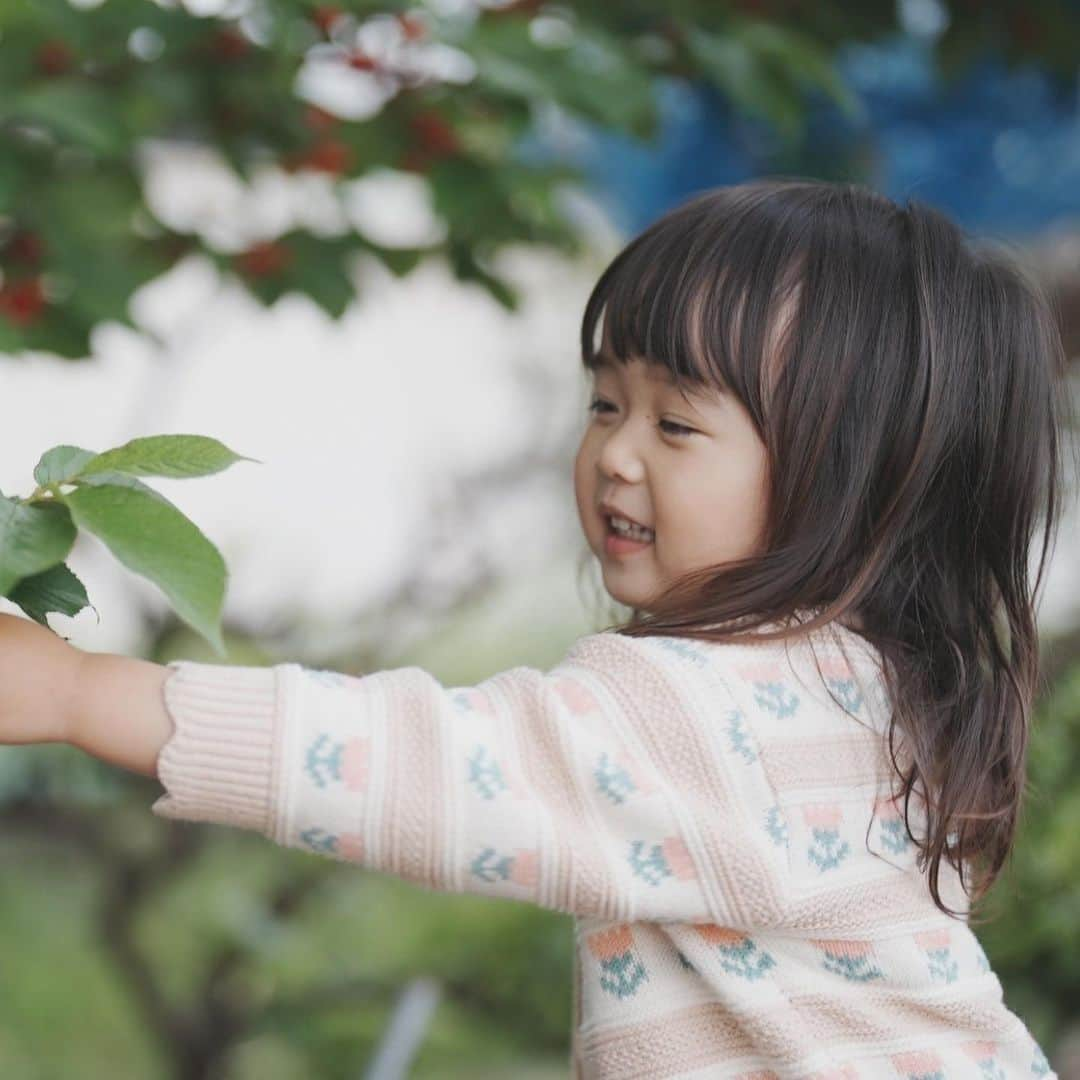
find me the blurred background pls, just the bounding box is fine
[1,0,1078,1076]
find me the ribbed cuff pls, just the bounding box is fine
[150,659,283,836]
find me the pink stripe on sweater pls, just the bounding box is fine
[380,671,446,890]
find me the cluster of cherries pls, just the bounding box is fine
[287,8,461,180]
[0,231,46,327]
[9,6,520,303]
[243,7,464,278]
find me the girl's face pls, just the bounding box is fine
[573,351,770,614]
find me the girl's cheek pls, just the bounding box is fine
[572,447,596,531]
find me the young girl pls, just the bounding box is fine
[0,177,1068,1078]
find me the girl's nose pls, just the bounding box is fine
[597,425,646,485]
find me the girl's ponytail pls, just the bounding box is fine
[878,200,1067,920]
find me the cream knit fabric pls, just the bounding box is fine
[150,620,1055,1079]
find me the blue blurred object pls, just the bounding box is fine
[522,31,1080,240]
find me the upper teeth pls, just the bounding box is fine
[610,515,654,540]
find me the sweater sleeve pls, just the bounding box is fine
[150,631,787,928]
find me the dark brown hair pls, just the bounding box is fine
[577,177,1073,923]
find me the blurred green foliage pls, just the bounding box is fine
[0,0,870,358]
[4,0,1076,360]
[979,657,1080,1052]
[0,829,573,1078]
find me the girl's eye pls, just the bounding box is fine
[658,420,696,437]
[587,398,696,438]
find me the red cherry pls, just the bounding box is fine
[36,39,75,77]
[236,242,291,277]
[409,110,460,158]
[301,139,352,175]
[399,148,430,173]
[304,104,339,132]
[214,102,245,130]
[397,13,426,41]
[0,277,47,326]
[312,6,344,35]
[346,50,379,71]
[213,27,251,60]
[5,230,44,266]
[158,235,194,261]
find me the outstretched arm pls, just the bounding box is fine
[69,649,173,779]
[3,613,787,926]
[0,612,89,748]
[0,612,171,773]
[0,611,171,774]
[147,633,789,927]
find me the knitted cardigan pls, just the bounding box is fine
[150,620,1055,1079]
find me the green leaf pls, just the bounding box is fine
[737,21,865,124]
[466,19,659,138]
[0,495,77,597]
[75,470,180,508]
[60,482,228,657]
[33,445,99,488]
[684,24,804,140]
[376,246,424,278]
[0,317,26,355]
[3,82,129,157]
[446,241,520,311]
[15,306,94,359]
[7,561,94,627]
[76,434,263,481]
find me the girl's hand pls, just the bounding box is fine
[0,611,84,746]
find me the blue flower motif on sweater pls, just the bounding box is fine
[764,805,789,848]
[755,681,800,718]
[725,708,758,763]
[469,847,514,882]
[736,663,801,719]
[717,937,776,981]
[925,946,959,984]
[824,676,864,714]
[594,751,635,804]
[466,744,507,799]
[652,637,708,668]
[587,926,649,999]
[627,840,672,886]
[817,943,885,982]
[879,815,912,855]
[304,733,342,789]
[808,827,850,871]
[299,826,338,854]
[599,952,648,998]
[697,928,777,981]
[976,1059,1008,1080]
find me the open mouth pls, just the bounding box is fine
[604,513,655,547]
